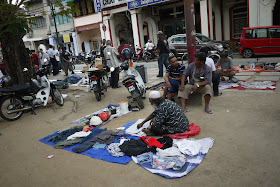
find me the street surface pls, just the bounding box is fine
[0,55,280,186]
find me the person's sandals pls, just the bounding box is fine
[183,109,190,113]
[205,108,213,114]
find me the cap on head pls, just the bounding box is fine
[149,91,161,99]
[157,31,163,35]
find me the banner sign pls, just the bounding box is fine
[94,0,102,12]
[63,33,70,43]
[127,0,168,9]
[102,0,127,9]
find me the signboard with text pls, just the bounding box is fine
[94,0,102,12]
[102,0,128,9]
[127,0,169,9]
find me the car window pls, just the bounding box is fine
[171,37,185,43]
[252,29,268,39]
[197,35,211,42]
[245,30,253,39]
[268,28,280,38]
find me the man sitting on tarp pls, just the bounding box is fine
[216,52,235,81]
[137,91,189,135]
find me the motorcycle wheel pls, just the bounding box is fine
[51,87,64,106]
[144,55,149,62]
[94,91,101,101]
[135,96,144,109]
[0,96,24,121]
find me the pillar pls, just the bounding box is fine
[72,32,79,56]
[130,9,144,49]
[200,0,213,39]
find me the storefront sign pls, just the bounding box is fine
[127,0,168,9]
[94,0,102,12]
[63,33,70,43]
[102,0,128,9]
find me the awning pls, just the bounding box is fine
[22,35,48,42]
[76,22,101,33]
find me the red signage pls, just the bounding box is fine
[102,24,106,32]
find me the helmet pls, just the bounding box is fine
[1,76,13,87]
[98,112,110,122]
[148,40,152,43]
[90,116,103,126]
[121,48,132,60]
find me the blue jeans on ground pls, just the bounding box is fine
[158,53,169,77]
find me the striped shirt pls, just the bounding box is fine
[166,63,186,78]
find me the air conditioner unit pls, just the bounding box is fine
[152,7,159,16]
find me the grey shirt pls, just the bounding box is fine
[216,57,234,70]
[104,46,120,68]
[183,62,212,84]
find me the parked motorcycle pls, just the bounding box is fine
[118,48,146,109]
[87,67,109,101]
[143,49,157,62]
[0,67,64,121]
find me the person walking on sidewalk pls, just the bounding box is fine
[156,31,169,77]
[104,40,121,89]
[62,47,74,76]
[47,45,59,76]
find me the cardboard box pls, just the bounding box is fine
[98,65,103,70]
[95,58,102,67]
[83,66,89,71]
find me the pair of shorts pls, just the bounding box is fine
[178,84,212,99]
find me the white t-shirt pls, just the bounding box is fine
[47,48,56,58]
[205,57,216,72]
[54,50,60,61]
[145,42,154,50]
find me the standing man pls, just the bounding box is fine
[104,40,120,89]
[47,45,59,76]
[118,38,131,63]
[100,39,107,65]
[216,52,235,81]
[61,47,74,76]
[163,54,186,100]
[200,47,222,96]
[53,46,61,72]
[39,48,49,69]
[178,52,213,114]
[156,31,169,77]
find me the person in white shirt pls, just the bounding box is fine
[200,47,222,96]
[47,45,59,76]
[39,49,49,69]
[145,40,155,59]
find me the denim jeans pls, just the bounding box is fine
[158,53,169,77]
[212,72,220,96]
[136,152,153,164]
[167,79,181,93]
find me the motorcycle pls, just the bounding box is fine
[0,67,64,121]
[118,48,146,109]
[87,67,109,101]
[143,49,157,62]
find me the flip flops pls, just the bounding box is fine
[205,108,213,114]
[183,109,190,113]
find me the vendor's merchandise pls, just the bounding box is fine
[156,147,183,158]
[107,143,125,157]
[90,116,103,126]
[152,155,187,171]
[174,139,202,156]
[136,152,153,164]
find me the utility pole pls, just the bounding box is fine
[50,0,60,51]
[184,0,196,63]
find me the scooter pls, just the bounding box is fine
[117,48,146,109]
[0,67,64,121]
[87,67,109,101]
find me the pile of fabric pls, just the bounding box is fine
[40,121,214,179]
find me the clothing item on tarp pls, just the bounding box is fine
[79,128,106,144]
[67,131,91,140]
[52,127,83,144]
[53,138,83,149]
[92,142,107,149]
[44,131,59,142]
[156,147,183,158]
[83,125,94,132]
[174,139,202,156]
[136,152,153,164]
[106,143,125,157]
[119,138,155,156]
[156,136,173,150]
[163,123,200,139]
[65,74,81,84]
[152,155,187,171]
[73,130,117,153]
[125,119,151,137]
[141,136,164,148]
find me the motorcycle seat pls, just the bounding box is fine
[0,83,31,93]
[122,75,135,83]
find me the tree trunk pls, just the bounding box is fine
[0,28,33,85]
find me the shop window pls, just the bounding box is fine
[31,16,46,28]
[50,15,72,26]
[232,6,247,39]
[268,28,280,38]
[74,0,95,17]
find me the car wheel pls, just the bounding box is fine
[243,49,253,58]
